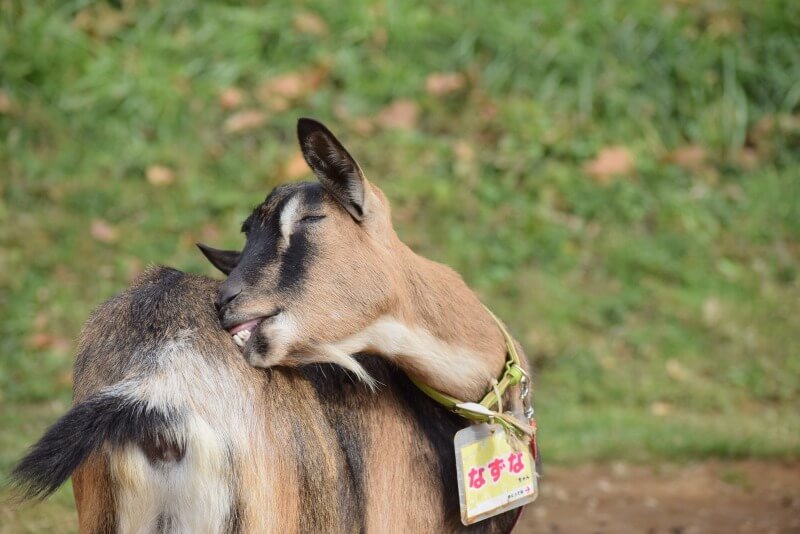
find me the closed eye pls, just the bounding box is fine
[299,215,326,223]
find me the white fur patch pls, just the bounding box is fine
[109,339,267,533]
[321,316,493,394]
[279,194,302,244]
[111,413,232,534]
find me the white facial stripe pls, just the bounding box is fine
[279,194,302,244]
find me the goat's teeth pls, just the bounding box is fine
[240,330,251,341]
[233,335,245,347]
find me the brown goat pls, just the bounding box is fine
[12,119,533,532]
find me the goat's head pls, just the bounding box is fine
[199,119,400,378]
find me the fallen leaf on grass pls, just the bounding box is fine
[218,87,245,110]
[351,118,375,135]
[453,140,476,176]
[28,332,56,350]
[665,359,690,382]
[256,67,328,104]
[27,332,72,354]
[201,223,221,243]
[293,10,328,36]
[425,72,466,96]
[72,3,130,38]
[0,90,12,114]
[281,152,310,180]
[146,165,175,186]
[584,146,635,184]
[224,109,267,134]
[702,297,722,325]
[90,219,119,244]
[706,10,743,38]
[667,145,706,170]
[57,369,74,387]
[377,99,419,130]
[650,402,673,417]
[125,258,145,281]
[735,148,760,170]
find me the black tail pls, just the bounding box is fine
[11,392,180,500]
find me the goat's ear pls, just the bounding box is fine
[196,243,240,275]
[297,118,367,222]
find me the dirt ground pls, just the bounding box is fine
[519,461,800,534]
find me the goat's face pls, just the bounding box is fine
[199,119,398,370]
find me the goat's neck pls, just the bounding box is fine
[368,246,508,400]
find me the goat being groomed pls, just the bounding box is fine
[12,267,519,533]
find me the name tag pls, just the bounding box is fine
[454,423,538,525]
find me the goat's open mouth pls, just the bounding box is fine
[225,309,281,348]
[228,318,262,348]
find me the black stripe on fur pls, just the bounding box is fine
[11,393,180,500]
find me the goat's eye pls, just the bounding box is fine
[299,215,326,224]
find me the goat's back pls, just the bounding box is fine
[14,267,517,533]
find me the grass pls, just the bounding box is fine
[1,0,799,530]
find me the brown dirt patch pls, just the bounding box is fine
[518,461,800,533]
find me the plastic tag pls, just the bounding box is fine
[454,423,538,525]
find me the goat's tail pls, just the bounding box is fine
[11,391,180,501]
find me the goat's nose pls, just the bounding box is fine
[215,279,242,312]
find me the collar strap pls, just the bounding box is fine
[409,306,532,437]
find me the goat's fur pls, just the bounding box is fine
[12,267,518,533]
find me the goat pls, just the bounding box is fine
[201,118,532,422]
[11,271,522,532]
[12,118,533,532]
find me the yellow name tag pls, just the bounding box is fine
[454,423,538,525]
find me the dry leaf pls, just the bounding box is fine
[256,67,327,104]
[72,3,129,38]
[370,27,388,49]
[649,402,673,417]
[665,359,690,382]
[146,165,175,186]
[224,109,267,134]
[351,118,375,136]
[267,96,291,112]
[0,90,12,114]
[125,258,145,281]
[453,140,476,177]
[425,72,466,96]
[293,10,328,36]
[282,152,310,180]
[28,332,56,350]
[584,146,635,184]
[668,145,706,170]
[735,147,760,170]
[378,99,419,130]
[57,369,74,387]
[201,223,221,243]
[218,87,244,110]
[706,11,743,38]
[90,219,119,244]
[702,297,722,325]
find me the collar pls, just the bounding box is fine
[409,306,534,438]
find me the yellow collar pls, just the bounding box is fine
[409,307,534,438]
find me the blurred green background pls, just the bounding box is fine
[1,0,799,530]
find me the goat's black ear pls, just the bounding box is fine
[196,243,240,275]
[297,118,367,221]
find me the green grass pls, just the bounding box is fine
[1,0,799,529]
